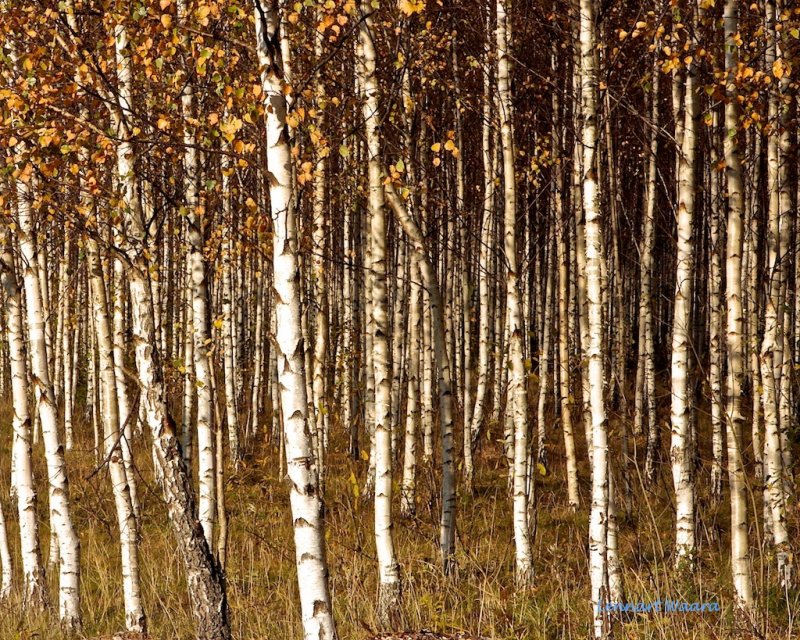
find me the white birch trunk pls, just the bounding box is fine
[0,232,47,609]
[761,0,792,587]
[497,0,533,587]
[722,0,755,617]
[254,3,338,637]
[221,157,240,463]
[536,233,554,466]
[639,59,659,484]
[311,33,329,479]
[0,498,10,600]
[468,17,495,462]
[670,4,699,568]
[553,94,579,508]
[109,16,231,637]
[182,240,196,466]
[570,19,592,464]
[112,260,139,525]
[17,182,81,631]
[400,253,421,518]
[87,238,146,633]
[579,0,610,634]
[177,0,216,549]
[358,1,402,619]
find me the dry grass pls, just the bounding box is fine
[0,397,797,639]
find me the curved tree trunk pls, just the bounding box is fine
[386,184,457,574]
[111,17,230,639]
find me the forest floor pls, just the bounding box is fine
[0,396,798,639]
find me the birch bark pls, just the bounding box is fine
[87,237,146,633]
[670,1,700,568]
[17,181,81,631]
[358,0,402,619]
[254,2,338,637]
[0,230,47,610]
[496,0,533,587]
[579,0,610,634]
[722,0,755,616]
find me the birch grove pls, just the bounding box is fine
[0,0,799,638]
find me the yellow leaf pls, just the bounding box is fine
[536,463,546,477]
[360,449,369,462]
[430,142,441,152]
[220,117,243,142]
[772,58,785,80]
[160,14,172,28]
[444,139,455,151]
[399,0,425,15]
[317,14,335,32]
[348,471,360,498]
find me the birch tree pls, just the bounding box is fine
[760,0,793,588]
[670,0,701,569]
[0,230,47,610]
[254,1,338,637]
[722,0,754,618]
[496,0,533,588]
[107,14,231,638]
[359,0,402,620]
[86,236,146,633]
[578,0,611,635]
[178,0,217,549]
[16,176,82,631]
